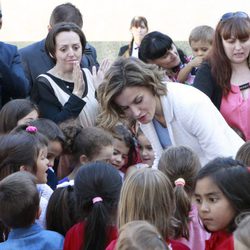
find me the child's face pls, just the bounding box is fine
[110,138,129,170]
[36,146,49,183]
[17,110,39,126]
[47,140,63,167]
[137,134,155,167]
[194,176,236,232]
[190,40,212,58]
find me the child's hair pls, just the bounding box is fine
[0,124,48,181]
[188,25,215,45]
[110,124,137,167]
[29,118,65,145]
[234,215,250,248]
[60,119,113,164]
[0,99,38,134]
[118,168,177,240]
[46,185,76,236]
[0,171,39,229]
[158,146,201,239]
[195,157,250,232]
[116,220,169,250]
[74,161,122,250]
[235,141,250,166]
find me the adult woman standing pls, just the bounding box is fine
[97,57,244,167]
[118,16,148,58]
[193,12,250,141]
[31,22,108,127]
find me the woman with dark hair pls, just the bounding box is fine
[139,31,188,81]
[193,12,250,141]
[118,16,148,58]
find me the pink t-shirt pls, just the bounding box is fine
[220,84,250,141]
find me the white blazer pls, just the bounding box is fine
[140,82,244,168]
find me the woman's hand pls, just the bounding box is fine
[72,61,85,98]
[92,58,112,90]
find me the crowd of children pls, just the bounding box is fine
[0,2,250,250]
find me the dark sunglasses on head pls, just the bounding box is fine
[220,11,249,22]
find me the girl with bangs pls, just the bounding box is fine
[193,11,250,141]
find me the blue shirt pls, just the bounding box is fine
[0,222,64,250]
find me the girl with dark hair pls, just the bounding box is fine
[193,12,250,141]
[194,157,250,250]
[118,16,148,58]
[139,31,189,81]
[158,146,209,250]
[63,161,122,250]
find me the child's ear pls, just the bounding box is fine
[19,165,28,171]
[79,154,88,164]
[36,207,42,220]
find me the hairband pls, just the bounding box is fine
[26,125,38,133]
[174,178,185,187]
[92,197,103,204]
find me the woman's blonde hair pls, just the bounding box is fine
[234,215,250,248]
[116,220,169,250]
[97,57,166,129]
[117,168,175,239]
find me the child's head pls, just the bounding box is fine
[118,168,175,240]
[0,99,39,134]
[60,120,113,166]
[74,161,122,250]
[0,171,39,228]
[234,215,250,250]
[158,146,201,239]
[194,157,250,233]
[0,125,49,183]
[188,25,214,58]
[116,220,169,250]
[236,141,250,166]
[46,185,76,236]
[29,118,65,167]
[137,129,155,167]
[110,124,136,170]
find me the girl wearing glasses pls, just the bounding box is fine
[193,11,250,141]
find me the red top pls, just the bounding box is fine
[205,231,234,250]
[106,238,190,250]
[64,222,118,250]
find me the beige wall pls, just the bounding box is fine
[1,0,250,42]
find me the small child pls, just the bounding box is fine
[29,118,65,190]
[177,25,214,84]
[116,220,169,250]
[46,185,77,236]
[194,157,250,250]
[0,99,38,134]
[235,141,250,166]
[0,171,64,250]
[57,121,114,186]
[234,215,250,250]
[106,168,190,250]
[64,161,122,250]
[158,146,209,250]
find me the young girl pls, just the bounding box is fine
[57,120,114,186]
[234,215,250,250]
[0,99,39,134]
[63,161,122,250]
[106,168,190,250]
[0,124,49,240]
[109,124,138,180]
[29,118,65,190]
[46,185,77,236]
[194,157,250,250]
[116,221,169,250]
[158,146,209,250]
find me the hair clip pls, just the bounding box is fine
[92,197,103,204]
[26,125,38,133]
[174,178,185,187]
